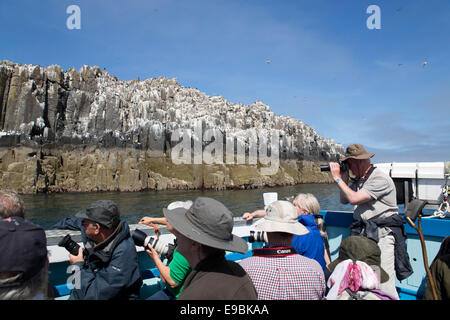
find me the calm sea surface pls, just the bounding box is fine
[21,184,354,230]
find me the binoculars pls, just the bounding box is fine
[320,161,348,172]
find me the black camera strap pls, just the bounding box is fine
[252,246,297,257]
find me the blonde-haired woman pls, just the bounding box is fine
[243,193,331,273]
[292,193,331,268]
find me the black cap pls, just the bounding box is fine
[75,200,120,229]
[0,217,47,287]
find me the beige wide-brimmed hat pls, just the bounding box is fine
[340,144,375,162]
[253,200,309,235]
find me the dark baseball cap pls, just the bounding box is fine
[75,200,120,229]
[328,236,389,283]
[0,217,48,287]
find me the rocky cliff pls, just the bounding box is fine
[0,60,344,193]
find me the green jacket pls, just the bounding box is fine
[424,254,450,300]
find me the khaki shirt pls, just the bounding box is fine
[351,168,399,238]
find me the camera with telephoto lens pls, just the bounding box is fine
[248,230,268,243]
[320,160,348,172]
[58,234,81,256]
[132,229,175,259]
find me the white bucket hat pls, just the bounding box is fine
[253,200,309,235]
[167,200,193,211]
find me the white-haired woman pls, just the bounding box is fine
[292,193,331,268]
[243,193,331,273]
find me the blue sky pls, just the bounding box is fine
[1,0,449,163]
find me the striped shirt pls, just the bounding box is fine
[239,254,326,300]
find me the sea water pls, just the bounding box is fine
[20,184,354,230]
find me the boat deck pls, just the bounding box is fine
[46,211,449,300]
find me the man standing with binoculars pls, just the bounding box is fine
[327,144,412,300]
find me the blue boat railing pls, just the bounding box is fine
[50,243,258,300]
[321,210,449,300]
[49,211,449,300]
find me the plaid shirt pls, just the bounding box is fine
[239,253,326,300]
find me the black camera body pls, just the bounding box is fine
[320,160,348,172]
[131,228,150,247]
[58,234,81,256]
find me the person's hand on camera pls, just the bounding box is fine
[69,246,84,264]
[145,244,160,261]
